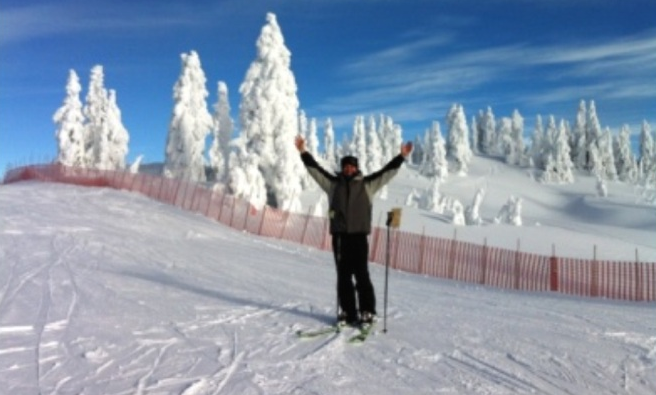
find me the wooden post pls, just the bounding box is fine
[635,249,643,301]
[591,244,599,297]
[448,228,457,279]
[480,238,488,285]
[514,238,521,290]
[550,244,559,292]
[418,227,426,275]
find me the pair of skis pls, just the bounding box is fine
[296,322,375,343]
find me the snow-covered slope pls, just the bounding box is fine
[1,182,654,394]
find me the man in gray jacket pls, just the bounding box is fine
[295,136,412,325]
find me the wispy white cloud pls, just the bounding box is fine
[0,2,201,47]
[318,27,656,128]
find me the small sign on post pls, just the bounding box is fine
[386,207,402,229]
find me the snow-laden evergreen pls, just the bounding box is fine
[509,109,525,166]
[495,195,523,226]
[365,115,383,173]
[209,81,234,182]
[350,115,367,172]
[470,116,479,155]
[639,120,654,176]
[323,118,337,169]
[163,51,213,182]
[54,70,86,167]
[584,100,603,172]
[541,119,574,183]
[446,103,472,175]
[239,13,303,212]
[105,89,129,170]
[306,117,320,158]
[497,117,513,164]
[597,127,617,181]
[419,121,448,180]
[614,125,638,182]
[529,115,545,169]
[476,107,496,155]
[226,144,267,209]
[410,134,424,166]
[465,188,485,226]
[572,100,588,170]
[84,65,110,169]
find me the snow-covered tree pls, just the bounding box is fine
[541,119,574,183]
[446,103,472,175]
[411,133,424,166]
[614,125,638,182]
[405,188,420,208]
[529,115,545,169]
[377,115,396,161]
[54,69,86,167]
[239,13,304,211]
[323,118,336,169]
[596,175,608,197]
[584,100,602,172]
[497,117,513,164]
[571,100,587,170]
[350,115,367,172]
[209,81,234,182]
[639,120,654,174]
[365,115,383,173]
[451,200,465,226]
[105,89,129,170]
[597,127,617,181]
[419,121,448,180]
[495,196,522,226]
[470,116,479,155]
[509,109,525,166]
[306,117,319,158]
[227,147,267,209]
[84,65,110,169]
[164,51,213,182]
[477,107,496,155]
[419,178,444,213]
[465,188,485,226]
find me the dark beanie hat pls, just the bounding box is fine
[340,155,359,168]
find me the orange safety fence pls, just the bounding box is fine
[3,163,655,302]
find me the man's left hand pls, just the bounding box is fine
[401,142,413,157]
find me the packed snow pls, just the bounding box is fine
[1,157,655,394]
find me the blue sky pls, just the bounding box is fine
[1,0,655,171]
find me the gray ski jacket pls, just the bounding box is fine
[300,152,405,235]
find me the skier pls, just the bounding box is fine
[295,135,412,325]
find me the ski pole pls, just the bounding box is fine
[383,213,393,333]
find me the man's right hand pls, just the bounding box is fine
[295,135,306,153]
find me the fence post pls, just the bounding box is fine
[480,238,488,285]
[591,244,599,297]
[550,244,559,292]
[279,210,290,239]
[418,227,426,275]
[448,228,457,279]
[514,239,521,290]
[635,249,642,301]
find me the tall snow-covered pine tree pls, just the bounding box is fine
[164,51,213,182]
[239,13,303,211]
[54,70,86,167]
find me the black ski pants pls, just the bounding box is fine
[332,233,376,319]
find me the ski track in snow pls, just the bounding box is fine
[0,182,654,394]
